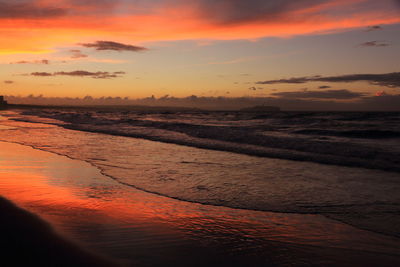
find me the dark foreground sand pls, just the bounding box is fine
[0,197,118,267]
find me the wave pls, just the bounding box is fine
[14,109,400,173]
[294,129,400,139]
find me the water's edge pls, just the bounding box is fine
[2,138,399,242]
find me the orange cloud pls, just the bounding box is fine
[0,0,399,54]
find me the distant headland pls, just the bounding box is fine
[0,96,8,108]
[240,105,281,112]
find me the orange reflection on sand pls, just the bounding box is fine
[0,141,299,230]
[0,141,207,227]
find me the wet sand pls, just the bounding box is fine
[1,141,400,266]
[0,197,118,267]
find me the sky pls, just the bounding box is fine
[0,0,400,110]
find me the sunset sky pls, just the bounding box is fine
[1,0,399,106]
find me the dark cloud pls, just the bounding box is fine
[318,85,331,89]
[248,86,265,91]
[257,72,400,88]
[4,80,14,84]
[6,94,400,111]
[257,76,321,84]
[67,0,121,13]
[195,0,328,24]
[0,0,123,20]
[31,72,53,77]
[0,1,67,19]
[271,89,365,99]
[80,41,148,52]
[366,25,383,32]
[29,71,125,79]
[55,71,125,79]
[69,50,88,59]
[359,41,389,47]
[68,0,117,8]
[11,59,50,64]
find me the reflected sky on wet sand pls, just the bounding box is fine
[1,141,400,266]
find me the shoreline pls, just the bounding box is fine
[2,137,400,240]
[1,129,399,238]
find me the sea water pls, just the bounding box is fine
[0,109,399,239]
[1,109,400,266]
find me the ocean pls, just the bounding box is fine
[0,108,399,266]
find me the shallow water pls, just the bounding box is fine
[1,141,400,266]
[17,109,400,172]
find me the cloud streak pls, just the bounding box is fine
[359,41,389,47]
[70,50,88,59]
[271,89,365,99]
[257,72,400,88]
[29,70,125,79]
[10,59,50,65]
[365,25,383,31]
[193,0,329,25]
[0,1,67,19]
[80,41,148,52]
[30,72,53,77]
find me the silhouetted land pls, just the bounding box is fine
[240,105,281,112]
[6,103,204,112]
[0,96,7,109]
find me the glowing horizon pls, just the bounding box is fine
[1,0,399,109]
